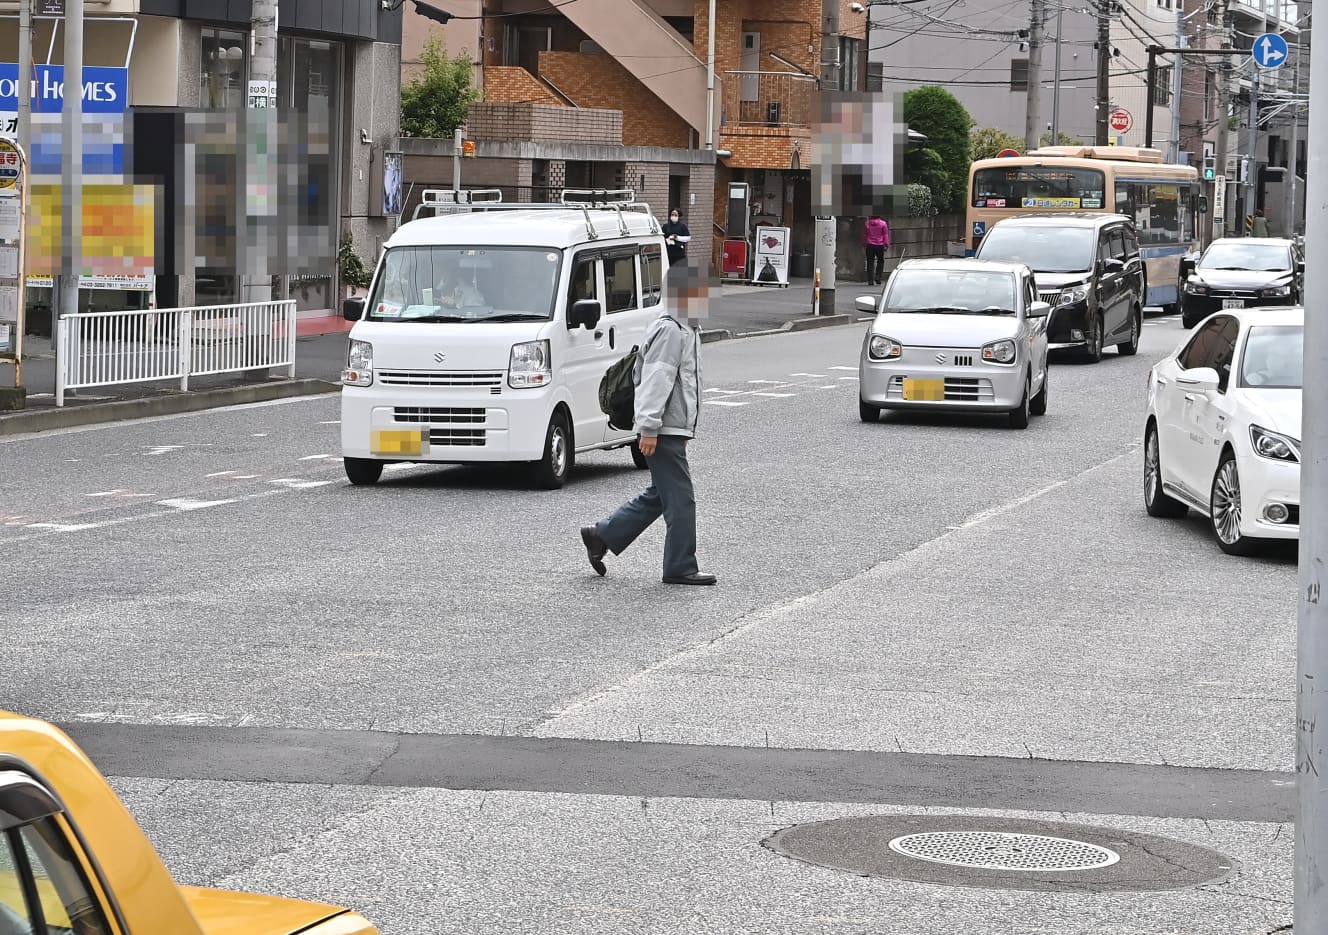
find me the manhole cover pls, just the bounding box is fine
[763,814,1237,893]
[887,831,1120,871]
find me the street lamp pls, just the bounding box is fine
[413,0,452,24]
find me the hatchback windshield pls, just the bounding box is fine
[366,246,563,322]
[977,226,1095,273]
[884,269,1018,314]
[1199,242,1292,272]
[1240,325,1303,388]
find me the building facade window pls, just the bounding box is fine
[1153,66,1172,105]
[1010,58,1029,90]
[201,28,248,110]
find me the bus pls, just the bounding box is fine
[967,146,1201,312]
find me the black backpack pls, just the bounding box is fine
[599,347,640,431]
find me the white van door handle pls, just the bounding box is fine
[608,327,616,350]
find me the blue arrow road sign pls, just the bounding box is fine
[1253,32,1289,69]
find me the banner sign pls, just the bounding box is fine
[751,225,791,287]
[0,64,130,114]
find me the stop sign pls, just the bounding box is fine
[1109,109,1133,133]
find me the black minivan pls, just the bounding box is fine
[974,213,1146,363]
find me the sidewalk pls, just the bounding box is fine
[0,278,869,434]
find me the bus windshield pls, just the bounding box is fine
[972,166,1107,210]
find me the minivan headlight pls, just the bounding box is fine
[981,339,1017,364]
[342,339,373,386]
[509,339,552,388]
[868,335,902,360]
[1057,285,1088,306]
[1250,425,1300,462]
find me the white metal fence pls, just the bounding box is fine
[56,301,298,406]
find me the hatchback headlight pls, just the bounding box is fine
[1250,425,1300,462]
[981,339,1017,364]
[1261,284,1292,297]
[509,339,552,388]
[342,339,373,387]
[1057,285,1088,306]
[868,334,902,360]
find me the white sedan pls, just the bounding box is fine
[1143,306,1303,555]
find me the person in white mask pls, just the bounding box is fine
[662,207,691,266]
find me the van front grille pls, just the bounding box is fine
[394,407,486,424]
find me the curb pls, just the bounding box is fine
[0,379,339,436]
[707,313,857,342]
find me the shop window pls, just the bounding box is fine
[201,29,247,109]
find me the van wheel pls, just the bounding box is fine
[1082,312,1104,363]
[530,412,573,489]
[344,457,384,486]
[1118,307,1141,356]
[630,439,649,469]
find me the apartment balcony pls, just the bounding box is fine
[722,70,817,129]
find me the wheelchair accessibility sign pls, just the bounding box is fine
[972,221,987,238]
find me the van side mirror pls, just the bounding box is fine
[1180,256,1196,279]
[1100,257,1125,275]
[1197,196,1209,215]
[343,297,365,322]
[1296,260,1306,276]
[569,299,602,329]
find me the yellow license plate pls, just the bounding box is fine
[371,428,426,456]
[903,379,946,401]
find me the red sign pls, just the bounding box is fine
[997,149,1020,158]
[1109,109,1133,133]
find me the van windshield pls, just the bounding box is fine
[366,246,562,322]
[977,225,1096,273]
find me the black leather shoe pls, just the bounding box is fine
[663,573,717,586]
[580,526,607,576]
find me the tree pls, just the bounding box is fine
[970,127,1024,162]
[902,87,974,213]
[401,32,480,138]
[1039,130,1079,146]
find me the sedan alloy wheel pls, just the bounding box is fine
[1210,453,1258,555]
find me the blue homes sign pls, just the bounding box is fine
[0,64,130,114]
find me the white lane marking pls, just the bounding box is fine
[87,490,128,497]
[791,372,825,378]
[829,366,858,371]
[814,385,838,390]
[206,471,241,478]
[24,522,101,532]
[319,420,341,425]
[747,379,786,385]
[144,445,185,456]
[156,497,238,511]
[299,454,335,461]
[752,392,796,398]
[838,376,860,381]
[707,400,749,407]
[269,478,335,489]
[251,433,268,437]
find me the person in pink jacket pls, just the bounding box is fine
[864,215,891,286]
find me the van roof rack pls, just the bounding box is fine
[410,188,659,240]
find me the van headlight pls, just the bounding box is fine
[1250,425,1300,462]
[509,339,552,388]
[867,335,902,360]
[342,339,373,387]
[981,339,1017,364]
[1057,285,1088,306]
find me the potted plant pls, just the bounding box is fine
[338,234,373,298]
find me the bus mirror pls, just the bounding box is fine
[1197,196,1209,215]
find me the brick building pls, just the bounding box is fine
[400,0,867,275]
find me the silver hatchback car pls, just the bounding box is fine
[856,258,1052,429]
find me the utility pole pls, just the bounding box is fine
[1024,0,1044,152]
[245,0,278,307]
[1051,0,1063,144]
[1096,0,1111,145]
[1214,0,1232,236]
[16,0,30,181]
[57,0,84,388]
[1283,27,1301,236]
[1168,7,1184,162]
[816,0,840,313]
[1296,0,1327,928]
[1242,0,1268,233]
[705,0,716,148]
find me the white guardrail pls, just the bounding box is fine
[55,301,298,406]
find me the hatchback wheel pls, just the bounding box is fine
[344,457,383,486]
[1118,308,1141,356]
[859,399,880,423]
[1210,452,1259,555]
[1008,377,1030,429]
[1029,368,1048,416]
[1143,424,1187,518]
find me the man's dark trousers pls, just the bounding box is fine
[595,435,698,578]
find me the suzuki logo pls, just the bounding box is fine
[935,352,947,364]
[433,352,447,363]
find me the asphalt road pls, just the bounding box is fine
[0,315,1298,934]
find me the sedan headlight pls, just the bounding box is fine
[1186,278,1210,295]
[867,334,902,360]
[981,339,1017,364]
[1260,284,1292,297]
[1250,425,1300,463]
[509,339,552,388]
[341,339,373,387]
[1057,285,1088,306]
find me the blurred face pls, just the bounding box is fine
[670,212,680,223]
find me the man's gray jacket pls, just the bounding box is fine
[633,312,702,438]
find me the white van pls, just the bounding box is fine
[339,190,669,489]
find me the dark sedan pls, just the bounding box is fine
[1180,237,1304,328]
